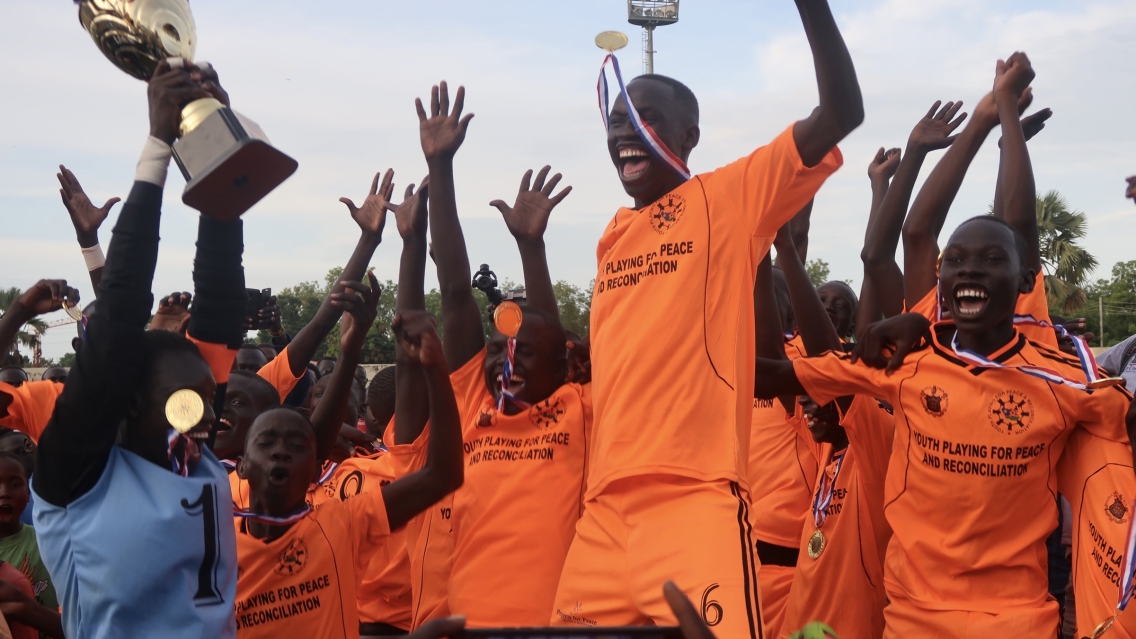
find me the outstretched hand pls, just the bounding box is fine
[1126,176,1136,203]
[799,395,847,446]
[332,271,381,349]
[13,280,79,317]
[908,100,967,152]
[490,166,572,243]
[973,87,1032,126]
[994,51,1035,101]
[393,176,430,241]
[851,312,931,373]
[867,147,901,183]
[57,166,119,244]
[416,81,474,162]
[341,169,395,238]
[392,310,444,368]
[151,291,192,334]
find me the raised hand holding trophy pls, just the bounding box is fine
[78,0,297,219]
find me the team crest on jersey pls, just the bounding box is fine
[648,193,686,234]
[1106,491,1130,524]
[477,409,497,428]
[530,396,567,429]
[987,391,1034,435]
[275,538,308,576]
[338,470,364,501]
[920,386,948,416]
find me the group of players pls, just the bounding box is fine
[0,1,1134,638]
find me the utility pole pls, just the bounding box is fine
[1100,296,1105,347]
[627,1,679,75]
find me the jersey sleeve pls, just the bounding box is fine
[1015,272,1058,348]
[186,338,237,386]
[0,381,63,443]
[345,487,392,578]
[907,288,938,321]
[387,422,430,480]
[256,344,304,401]
[449,347,490,427]
[792,352,902,409]
[1075,385,1133,444]
[703,124,842,237]
[842,396,895,488]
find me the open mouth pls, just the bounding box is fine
[268,466,290,484]
[496,372,526,397]
[216,416,234,433]
[953,286,989,318]
[0,504,13,518]
[618,146,651,181]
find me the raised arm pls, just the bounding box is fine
[311,272,380,462]
[773,218,841,355]
[284,170,395,378]
[418,82,482,371]
[990,108,1052,221]
[854,147,900,333]
[392,178,433,445]
[993,53,1040,274]
[491,165,572,322]
[57,166,119,295]
[791,0,865,167]
[864,101,966,317]
[383,311,464,531]
[0,281,79,360]
[36,60,210,507]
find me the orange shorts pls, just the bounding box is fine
[756,564,792,638]
[883,597,1059,638]
[551,476,762,638]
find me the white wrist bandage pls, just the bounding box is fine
[82,243,105,271]
[135,136,173,187]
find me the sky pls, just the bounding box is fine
[2,0,1135,360]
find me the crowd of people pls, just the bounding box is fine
[0,1,1134,638]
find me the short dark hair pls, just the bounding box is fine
[632,74,699,125]
[247,405,315,444]
[0,366,24,374]
[143,330,203,374]
[820,280,859,307]
[238,343,262,352]
[0,451,29,481]
[957,216,1030,269]
[229,370,281,407]
[366,366,396,424]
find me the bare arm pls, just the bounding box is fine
[383,311,464,531]
[993,54,1040,274]
[418,82,483,371]
[393,178,433,445]
[0,281,79,359]
[991,109,1051,221]
[754,358,806,399]
[773,220,841,355]
[57,166,119,296]
[791,0,865,167]
[855,147,900,333]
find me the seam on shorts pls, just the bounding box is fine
[731,482,762,639]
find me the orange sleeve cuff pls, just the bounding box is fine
[188,337,237,385]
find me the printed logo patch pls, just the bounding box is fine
[338,470,364,501]
[477,409,497,428]
[920,386,949,417]
[1106,491,1130,525]
[275,538,308,576]
[530,396,567,429]
[987,391,1034,435]
[648,193,686,234]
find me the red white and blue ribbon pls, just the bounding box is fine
[220,459,237,471]
[167,429,190,477]
[497,338,529,411]
[948,330,1106,392]
[598,53,691,181]
[233,503,311,527]
[812,448,847,530]
[314,461,338,488]
[1011,314,1117,388]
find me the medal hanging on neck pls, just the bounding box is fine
[808,448,847,560]
[232,503,311,527]
[494,301,528,411]
[165,389,204,477]
[596,50,691,181]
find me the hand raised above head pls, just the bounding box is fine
[867,147,901,182]
[57,165,119,244]
[908,100,967,152]
[151,291,192,334]
[14,279,80,318]
[994,52,1035,101]
[147,58,211,145]
[332,271,381,347]
[392,310,443,368]
[490,166,572,244]
[189,61,230,108]
[393,176,430,241]
[416,81,474,162]
[341,169,395,238]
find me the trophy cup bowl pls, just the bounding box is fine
[78,0,297,220]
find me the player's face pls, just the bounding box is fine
[234,348,267,373]
[940,221,1032,336]
[817,282,857,338]
[214,375,273,461]
[317,359,336,378]
[0,433,35,475]
[241,412,317,513]
[0,458,29,528]
[128,350,217,471]
[607,79,698,204]
[483,311,567,412]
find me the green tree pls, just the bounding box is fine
[1034,191,1097,313]
[806,259,831,288]
[1079,261,1136,347]
[552,280,593,338]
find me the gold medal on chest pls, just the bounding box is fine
[807,529,826,560]
[165,389,204,434]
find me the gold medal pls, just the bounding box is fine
[1089,612,1118,639]
[1087,377,1127,390]
[165,389,204,434]
[493,301,524,338]
[62,300,83,321]
[807,529,826,560]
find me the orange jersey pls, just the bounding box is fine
[386,425,454,629]
[188,338,237,386]
[588,126,841,499]
[782,396,894,639]
[1058,428,1136,639]
[448,348,592,626]
[309,453,412,630]
[234,489,391,638]
[0,381,62,443]
[792,325,1132,613]
[257,345,304,401]
[908,272,1057,348]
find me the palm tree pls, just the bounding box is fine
[0,287,48,364]
[1035,191,1098,313]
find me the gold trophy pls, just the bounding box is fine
[78,0,297,220]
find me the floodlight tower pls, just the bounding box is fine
[627,0,679,74]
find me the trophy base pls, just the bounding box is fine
[172,107,297,220]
